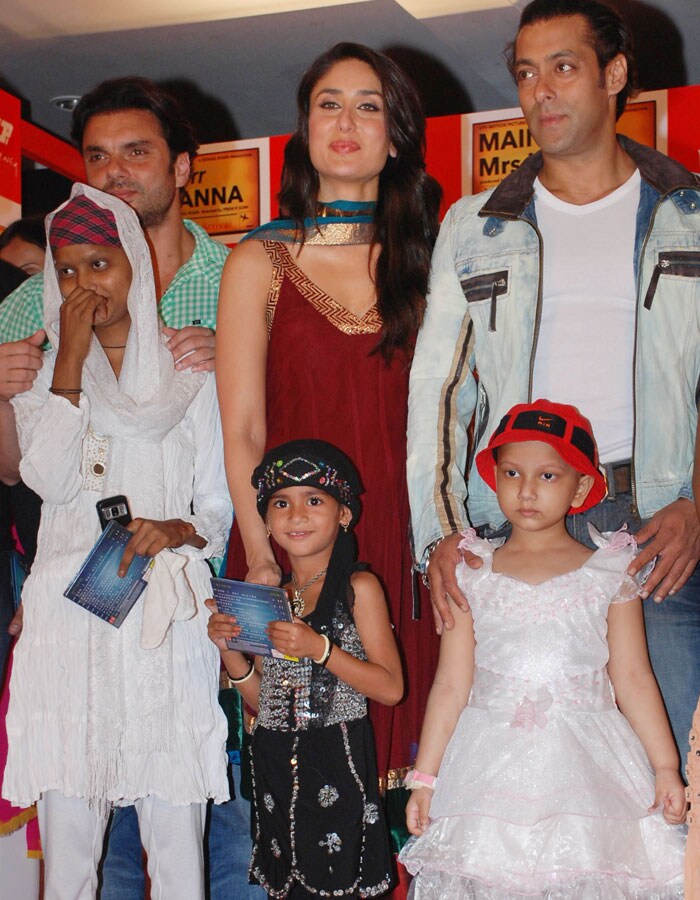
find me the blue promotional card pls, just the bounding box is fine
[64,521,153,627]
[211,577,293,657]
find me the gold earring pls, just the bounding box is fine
[342,523,349,533]
[266,527,272,538]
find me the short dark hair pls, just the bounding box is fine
[506,0,637,120]
[71,77,199,161]
[279,42,442,357]
[0,216,46,252]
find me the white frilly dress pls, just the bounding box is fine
[400,528,685,899]
[3,184,231,816]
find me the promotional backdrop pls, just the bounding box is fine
[183,84,700,245]
[0,89,22,229]
[5,84,700,235]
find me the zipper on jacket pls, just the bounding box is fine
[630,194,680,514]
[469,383,491,474]
[630,304,640,515]
[484,212,542,400]
[526,222,545,402]
[488,281,499,332]
[460,271,508,336]
[643,251,700,309]
[631,192,699,514]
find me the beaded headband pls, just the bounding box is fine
[257,456,353,503]
[253,439,363,520]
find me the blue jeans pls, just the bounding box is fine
[98,806,144,900]
[567,491,700,766]
[206,763,265,900]
[98,765,263,899]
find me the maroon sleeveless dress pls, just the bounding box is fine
[227,241,439,789]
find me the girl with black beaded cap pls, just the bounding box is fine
[207,439,402,898]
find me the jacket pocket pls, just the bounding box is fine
[460,270,508,332]
[643,251,700,310]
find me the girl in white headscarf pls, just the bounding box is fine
[2,184,231,900]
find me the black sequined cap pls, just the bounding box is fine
[253,439,363,521]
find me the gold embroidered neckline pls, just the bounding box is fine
[266,241,382,336]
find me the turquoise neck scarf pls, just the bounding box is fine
[242,200,376,246]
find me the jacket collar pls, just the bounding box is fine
[478,134,699,218]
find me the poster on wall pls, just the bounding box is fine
[0,88,22,230]
[466,113,536,195]
[175,85,693,242]
[461,90,667,196]
[181,137,270,244]
[618,95,664,152]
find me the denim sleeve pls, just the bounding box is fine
[407,205,477,569]
[678,482,694,503]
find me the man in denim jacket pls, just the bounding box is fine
[408,0,700,759]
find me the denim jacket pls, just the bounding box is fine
[407,136,700,566]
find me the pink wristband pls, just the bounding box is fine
[404,769,438,790]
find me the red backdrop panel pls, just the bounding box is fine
[667,85,700,173]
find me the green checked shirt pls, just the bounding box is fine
[0,219,229,342]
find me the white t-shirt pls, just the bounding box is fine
[531,170,640,463]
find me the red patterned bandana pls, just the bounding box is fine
[49,195,121,251]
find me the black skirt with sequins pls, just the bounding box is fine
[249,716,394,898]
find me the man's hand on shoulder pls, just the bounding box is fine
[0,330,46,400]
[426,533,481,634]
[629,498,700,601]
[163,325,215,373]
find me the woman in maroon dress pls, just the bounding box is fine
[216,42,441,848]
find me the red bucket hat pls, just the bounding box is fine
[475,399,608,514]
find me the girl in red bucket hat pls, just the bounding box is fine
[400,399,686,898]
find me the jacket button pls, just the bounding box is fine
[93,463,105,475]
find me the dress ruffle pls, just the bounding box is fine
[406,866,684,899]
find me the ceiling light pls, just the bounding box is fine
[50,95,81,112]
[397,0,518,14]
